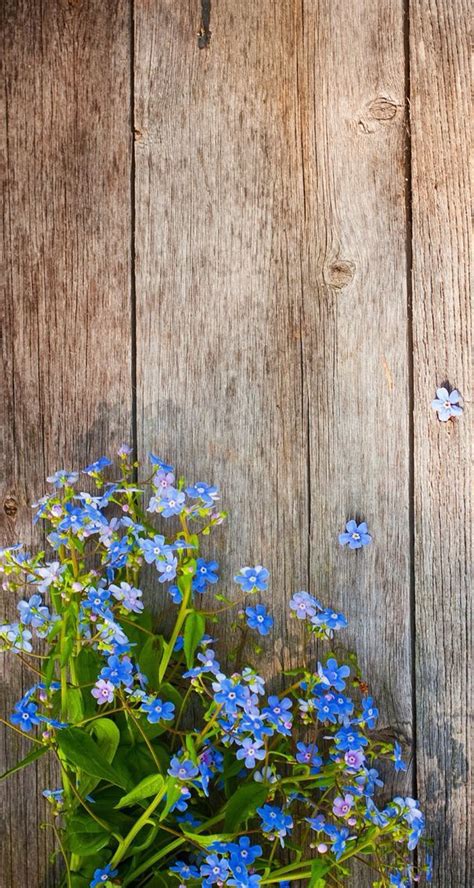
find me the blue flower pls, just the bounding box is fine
[90,864,118,887]
[168,757,199,780]
[148,452,174,473]
[46,470,79,488]
[334,725,368,752]
[314,694,339,724]
[226,836,262,866]
[311,609,348,632]
[306,813,325,831]
[83,457,112,476]
[156,553,178,583]
[168,584,182,604]
[17,595,51,628]
[317,657,350,692]
[35,561,65,593]
[149,487,186,517]
[236,738,266,769]
[83,588,112,616]
[339,520,372,549]
[431,387,463,421]
[140,697,175,724]
[295,741,322,772]
[324,824,351,859]
[170,861,200,880]
[257,804,293,843]
[141,534,170,565]
[289,590,321,619]
[393,741,407,772]
[10,700,40,732]
[200,854,229,885]
[99,655,133,687]
[193,558,219,593]
[57,504,86,533]
[109,581,143,613]
[185,482,219,507]
[234,566,269,593]
[212,677,248,715]
[360,696,379,729]
[245,604,273,636]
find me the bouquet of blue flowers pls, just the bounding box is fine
[0,450,431,887]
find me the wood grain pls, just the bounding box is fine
[410,1,472,884]
[1,2,132,884]
[134,2,410,884]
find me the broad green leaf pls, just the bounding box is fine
[115,774,164,809]
[57,727,129,789]
[183,611,205,669]
[65,816,110,856]
[79,718,121,798]
[0,745,49,781]
[224,782,268,831]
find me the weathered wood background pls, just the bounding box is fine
[1,1,471,885]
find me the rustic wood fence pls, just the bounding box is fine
[2,2,470,885]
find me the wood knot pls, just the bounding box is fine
[368,96,398,120]
[324,259,355,289]
[358,96,400,133]
[3,495,18,518]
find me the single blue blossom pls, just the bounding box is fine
[186,482,219,506]
[168,757,199,780]
[339,519,372,549]
[234,565,269,593]
[90,864,118,887]
[393,741,408,772]
[83,456,112,476]
[140,697,175,724]
[431,387,463,421]
[245,603,273,636]
[236,738,266,769]
[46,469,79,488]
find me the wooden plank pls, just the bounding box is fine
[1,2,132,884]
[410,2,472,884]
[135,6,410,887]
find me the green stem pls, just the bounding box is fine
[109,782,167,868]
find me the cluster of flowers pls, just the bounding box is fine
[1,451,431,887]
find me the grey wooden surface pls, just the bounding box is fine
[1,1,471,885]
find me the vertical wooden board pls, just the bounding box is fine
[1,1,132,883]
[298,0,412,767]
[134,0,309,676]
[410,2,471,883]
[136,2,410,884]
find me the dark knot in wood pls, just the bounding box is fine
[3,495,18,518]
[324,259,355,289]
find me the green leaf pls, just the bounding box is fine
[138,635,164,689]
[309,858,329,887]
[65,816,110,856]
[0,745,49,781]
[65,687,84,723]
[79,718,121,798]
[183,611,205,669]
[115,773,164,809]
[224,782,268,832]
[158,777,182,821]
[57,727,129,789]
